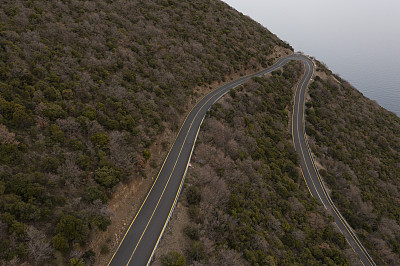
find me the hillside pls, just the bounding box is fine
[2,0,398,265]
[305,62,400,265]
[154,62,358,265]
[0,0,292,265]
[153,59,400,265]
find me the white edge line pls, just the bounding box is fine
[301,59,375,265]
[145,72,261,264]
[144,55,373,266]
[146,115,206,265]
[145,57,288,265]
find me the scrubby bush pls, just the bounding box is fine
[161,251,186,266]
[0,0,293,263]
[94,166,121,188]
[180,66,351,265]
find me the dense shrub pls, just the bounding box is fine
[306,64,400,264]
[0,0,291,263]
[177,63,352,265]
[161,251,186,266]
[94,166,122,188]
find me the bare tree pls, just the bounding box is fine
[26,226,53,262]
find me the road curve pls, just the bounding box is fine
[291,55,376,266]
[108,54,375,266]
[107,55,292,266]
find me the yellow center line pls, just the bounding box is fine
[107,77,238,265]
[108,55,291,265]
[146,115,205,265]
[300,61,374,266]
[294,63,326,208]
[110,55,375,266]
[306,137,374,265]
[107,83,215,266]
[137,61,291,264]
[125,79,244,265]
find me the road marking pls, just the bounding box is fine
[120,59,277,265]
[297,60,374,266]
[294,63,326,208]
[334,222,366,266]
[306,139,374,265]
[146,115,205,265]
[107,76,232,265]
[109,55,374,266]
[291,67,314,198]
[299,168,312,195]
[125,86,229,265]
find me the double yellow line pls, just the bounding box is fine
[292,59,375,266]
[107,54,375,266]
[108,66,260,266]
[292,62,326,208]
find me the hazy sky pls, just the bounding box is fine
[222,0,400,115]
[222,0,399,55]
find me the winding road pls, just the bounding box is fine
[108,54,375,266]
[291,55,375,266]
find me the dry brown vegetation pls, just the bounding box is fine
[306,62,400,265]
[157,62,357,265]
[0,0,292,264]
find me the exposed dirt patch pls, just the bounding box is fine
[269,45,293,59]
[314,69,330,81]
[314,68,341,85]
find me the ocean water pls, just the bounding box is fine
[223,0,400,116]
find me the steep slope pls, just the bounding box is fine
[305,62,400,265]
[154,63,358,265]
[0,0,291,264]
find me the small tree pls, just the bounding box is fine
[161,251,186,266]
[55,214,89,243]
[90,132,109,149]
[68,257,84,266]
[52,233,69,251]
[94,166,121,188]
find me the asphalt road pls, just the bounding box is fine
[108,54,375,266]
[108,56,292,266]
[291,55,375,266]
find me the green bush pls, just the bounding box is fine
[52,233,69,251]
[188,241,205,261]
[76,155,92,170]
[85,186,105,203]
[90,132,109,149]
[69,139,84,151]
[100,244,110,254]
[55,214,89,242]
[82,106,97,120]
[90,214,111,231]
[68,258,84,266]
[188,205,202,224]
[183,225,199,240]
[40,156,61,173]
[143,149,151,161]
[43,103,66,120]
[186,186,201,205]
[0,143,21,165]
[48,124,65,143]
[94,166,121,188]
[161,251,186,266]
